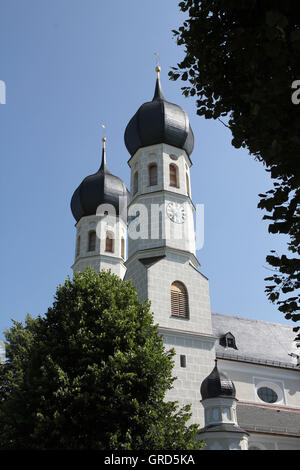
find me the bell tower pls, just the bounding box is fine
[124,67,216,425]
[70,137,127,279]
[126,67,196,260]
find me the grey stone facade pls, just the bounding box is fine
[125,140,217,427]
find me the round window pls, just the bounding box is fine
[257,386,278,403]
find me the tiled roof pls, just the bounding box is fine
[237,403,300,436]
[212,313,299,369]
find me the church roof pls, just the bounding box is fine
[212,313,299,369]
[124,68,194,157]
[237,403,300,437]
[71,139,128,223]
[198,423,247,435]
[200,359,236,400]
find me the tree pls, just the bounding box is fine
[0,268,203,450]
[169,0,300,336]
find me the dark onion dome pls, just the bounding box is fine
[71,138,128,223]
[124,66,194,157]
[200,360,236,400]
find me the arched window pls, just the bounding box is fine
[88,231,96,252]
[76,236,81,257]
[186,172,190,197]
[171,281,189,318]
[121,237,125,259]
[105,232,114,253]
[133,171,138,195]
[169,164,179,188]
[149,163,158,186]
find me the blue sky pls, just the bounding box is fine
[0,0,291,340]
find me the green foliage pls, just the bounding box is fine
[0,268,203,450]
[170,0,300,332]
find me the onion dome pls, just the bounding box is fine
[71,138,127,222]
[124,66,194,157]
[200,360,236,400]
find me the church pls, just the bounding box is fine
[70,65,300,450]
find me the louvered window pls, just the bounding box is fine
[88,231,96,252]
[170,164,179,187]
[149,163,157,186]
[171,281,189,318]
[105,232,114,253]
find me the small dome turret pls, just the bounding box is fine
[200,360,236,400]
[71,138,128,223]
[124,68,194,157]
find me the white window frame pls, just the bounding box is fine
[254,378,285,405]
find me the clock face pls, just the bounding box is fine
[166,202,185,224]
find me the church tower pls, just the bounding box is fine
[70,137,127,279]
[124,67,216,424]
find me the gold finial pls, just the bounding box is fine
[101,123,106,144]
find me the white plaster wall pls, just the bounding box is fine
[128,143,191,202]
[127,142,195,259]
[127,193,196,258]
[200,433,248,450]
[248,433,300,450]
[72,214,126,279]
[201,397,238,426]
[218,359,300,409]
[73,256,126,279]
